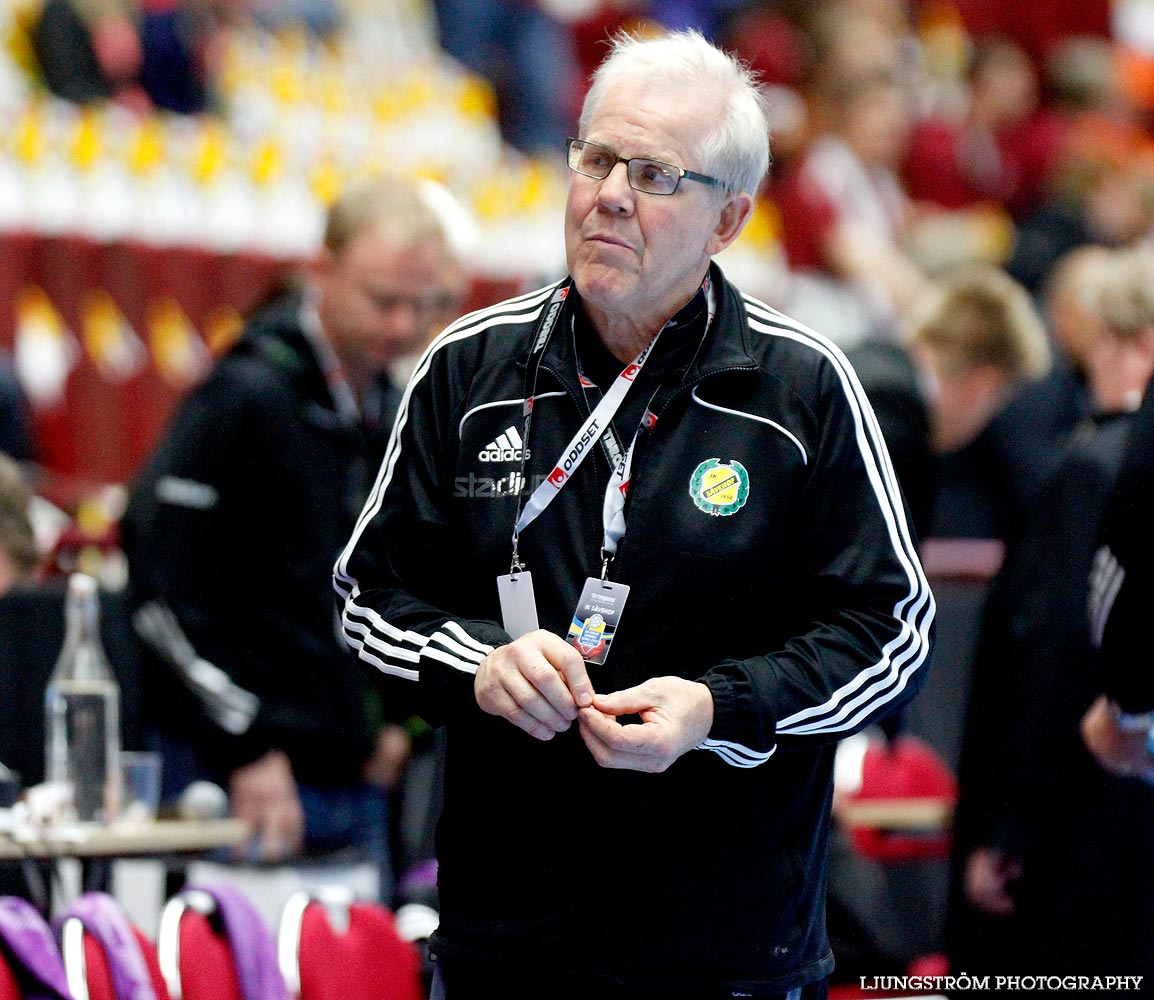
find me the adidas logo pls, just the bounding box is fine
[478,426,529,463]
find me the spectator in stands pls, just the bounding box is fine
[0,453,38,596]
[772,6,929,345]
[1006,126,1154,295]
[431,0,580,156]
[137,0,222,114]
[120,177,464,895]
[31,0,233,114]
[905,265,1051,539]
[1018,243,1108,441]
[903,37,1062,220]
[949,243,1154,979]
[335,29,932,998]
[30,0,151,110]
[936,0,1111,80]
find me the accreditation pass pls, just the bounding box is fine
[566,578,630,664]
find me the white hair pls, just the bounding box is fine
[578,29,771,197]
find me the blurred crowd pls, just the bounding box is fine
[4,0,1154,987]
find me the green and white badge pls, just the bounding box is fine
[689,458,750,516]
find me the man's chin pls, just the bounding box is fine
[573,265,636,311]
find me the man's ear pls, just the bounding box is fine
[707,192,755,256]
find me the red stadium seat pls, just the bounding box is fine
[157,884,284,1000]
[0,954,22,1000]
[837,733,957,862]
[57,894,169,1000]
[277,888,423,1000]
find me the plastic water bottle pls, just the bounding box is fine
[44,573,121,824]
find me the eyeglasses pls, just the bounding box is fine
[566,138,723,196]
[371,291,461,318]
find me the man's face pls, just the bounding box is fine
[565,79,733,333]
[316,226,461,384]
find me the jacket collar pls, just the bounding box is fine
[529,262,758,388]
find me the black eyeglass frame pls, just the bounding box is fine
[565,137,724,196]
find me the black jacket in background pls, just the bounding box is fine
[121,294,402,786]
[950,411,1154,975]
[1093,376,1154,713]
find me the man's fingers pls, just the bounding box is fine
[591,686,649,716]
[549,640,595,707]
[476,630,596,736]
[579,711,669,772]
[504,670,575,732]
[476,656,574,731]
[527,630,594,711]
[483,683,566,741]
[580,704,651,750]
[579,706,672,770]
[273,804,305,859]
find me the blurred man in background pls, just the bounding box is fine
[121,177,464,899]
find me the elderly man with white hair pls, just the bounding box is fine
[337,30,933,999]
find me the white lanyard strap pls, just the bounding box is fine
[601,406,657,561]
[300,297,363,426]
[588,278,716,566]
[513,331,662,541]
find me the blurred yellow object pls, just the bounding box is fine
[372,87,402,123]
[311,159,343,206]
[148,297,210,389]
[319,69,347,114]
[271,61,304,106]
[71,110,102,170]
[457,76,497,120]
[81,289,146,383]
[129,119,165,175]
[14,103,44,165]
[5,0,43,81]
[250,140,283,187]
[192,121,229,185]
[737,199,782,253]
[398,70,434,115]
[204,305,244,357]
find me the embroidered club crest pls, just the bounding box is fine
[689,458,750,516]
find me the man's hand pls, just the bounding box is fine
[963,846,1022,917]
[578,677,713,773]
[475,630,595,740]
[1080,695,1154,781]
[227,749,304,861]
[362,723,412,791]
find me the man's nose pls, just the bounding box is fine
[383,300,422,341]
[596,161,635,211]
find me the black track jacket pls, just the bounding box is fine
[123,294,399,786]
[335,266,934,993]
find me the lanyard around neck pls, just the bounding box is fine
[509,276,716,576]
[300,297,362,426]
[512,327,663,557]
